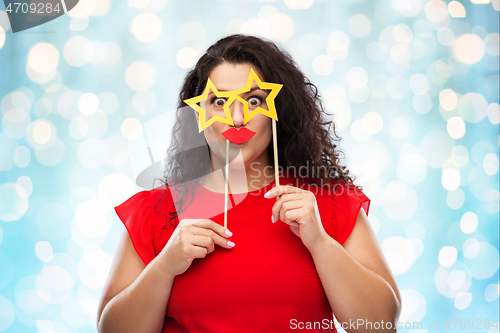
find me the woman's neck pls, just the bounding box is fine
[201,148,276,194]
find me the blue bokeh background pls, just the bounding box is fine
[0,0,499,332]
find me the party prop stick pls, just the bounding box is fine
[272,119,280,200]
[224,139,229,228]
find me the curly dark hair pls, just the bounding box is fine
[156,34,359,229]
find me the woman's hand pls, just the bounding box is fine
[159,219,235,276]
[265,186,330,252]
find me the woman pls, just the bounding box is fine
[97,34,401,333]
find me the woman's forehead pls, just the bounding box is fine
[207,63,264,91]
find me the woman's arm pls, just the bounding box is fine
[97,229,176,333]
[308,207,401,333]
[97,219,235,333]
[266,185,401,333]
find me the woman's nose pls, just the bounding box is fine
[230,99,245,127]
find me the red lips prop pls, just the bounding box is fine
[221,127,256,144]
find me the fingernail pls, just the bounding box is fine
[264,190,271,198]
[228,240,235,247]
[225,229,233,237]
[271,215,275,223]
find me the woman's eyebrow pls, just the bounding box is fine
[210,87,267,93]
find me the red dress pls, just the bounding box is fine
[115,174,370,333]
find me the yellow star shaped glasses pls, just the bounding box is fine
[183,69,283,132]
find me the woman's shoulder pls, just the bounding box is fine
[114,183,181,265]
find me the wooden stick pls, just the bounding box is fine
[272,119,280,199]
[224,139,229,228]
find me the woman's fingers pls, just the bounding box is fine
[271,193,303,223]
[190,235,216,254]
[190,226,235,249]
[279,200,304,225]
[190,219,233,239]
[265,185,303,198]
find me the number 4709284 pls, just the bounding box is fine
[443,319,498,330]
[5,2,61,14]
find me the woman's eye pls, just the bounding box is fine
[213,98,226,107]
[248,96,262,107]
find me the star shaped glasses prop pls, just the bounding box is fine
[183,68,283,132]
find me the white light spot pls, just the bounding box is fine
[98,173,135,209]
[77,138,108,169]
[383,181,418,221]
[350,119,370,141]
[0,183,29,222]
[409,73,429,94]
[40,266,73,304]
[435,261,472,298]
[78,245,113,288]
[299,33,322,57]
[0,295,15,331]
[437,27,456,46]
[0,26,5,50]
[1,108,31,139]
[448,1,466,17]
[312,55,333,75]
[121,118,143,140]
[381,236,415,275]
[348,14,371,37]
[442,168,460,191]
[327,31,350,60]
[35,242,54,263]
[27,43,59,74]
[483,153,499,175]
[130,13,162,43]
[454,292,472,310]
[13,146,30,168]
[78,93,99,115]
[460,212,478,234]
[399,289,426,323]
[389,117,410,139]
[425,0,449,23]
[284,0,313,9]
[413,93,432,114]
[126,61,156,91]
[266,13,294,43]
[387,76,409,99]
[419,130,455,168]
[362,112,383,134]
[69,118,89,140]
[98,92,119,115]
[35,202,72,241]
[452,34,485,64]
[447,188,465,209]
[458,92,488,123]
[397,150,428,185]
[64,36,93,67]
[16,176,32,198]
[176,48,198,69]
[485,284,499,302]
[487,103,499,125]
[447,116,466,139]
[463,241,499,279]
[438,246,457,267]
[35,138,65,166]
[32,121,52,145]
[484,33,500,56]
[347,67,368,88]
